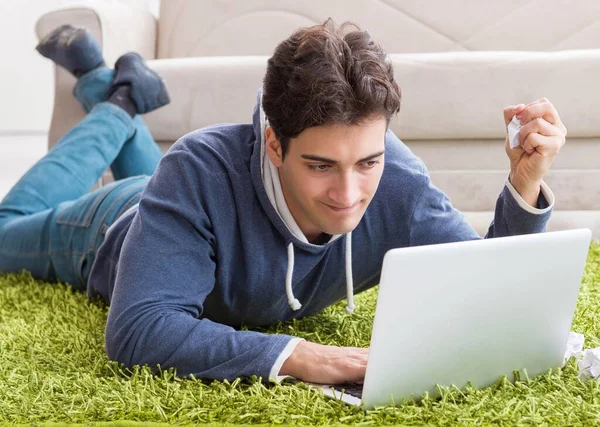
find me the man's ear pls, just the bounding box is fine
[265,126,284,167]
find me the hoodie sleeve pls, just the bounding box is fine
[408,163,554,246]
[105,146,296,381]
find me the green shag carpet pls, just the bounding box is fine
[1,243,600,426]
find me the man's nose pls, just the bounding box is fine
[329,173,360,207]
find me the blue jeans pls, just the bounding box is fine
[0,67,162,291]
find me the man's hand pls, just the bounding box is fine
[503,98,567,206]
[279,341,369,384]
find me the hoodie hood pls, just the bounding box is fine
[249,89,355,313]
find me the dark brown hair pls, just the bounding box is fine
[262,19,401,157]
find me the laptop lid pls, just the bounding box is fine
[361,229,592,409]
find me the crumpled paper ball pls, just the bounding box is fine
[563,331,600,380]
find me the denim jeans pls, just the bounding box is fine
[0,67,162,291]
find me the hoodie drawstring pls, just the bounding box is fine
[285,243,302,310]
[345,232,355,314]
[285,232,355,314]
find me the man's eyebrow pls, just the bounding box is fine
[300,150,385,164]
[358,151,385,163]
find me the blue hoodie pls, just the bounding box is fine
[87,91,553,382]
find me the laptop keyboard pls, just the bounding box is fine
[332,382,364,398]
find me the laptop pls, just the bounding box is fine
[315,229,592,408]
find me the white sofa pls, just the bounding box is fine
[36,0,600,237]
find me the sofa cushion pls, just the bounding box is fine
[157,0,600,59]
[144,50,600,142]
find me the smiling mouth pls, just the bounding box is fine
[324,202,359,213]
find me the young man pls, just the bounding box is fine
[1,21,565,386]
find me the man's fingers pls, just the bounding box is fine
[503,104,525,126]
[346,346,369,352]
[504,98,547,126]
[347,347,369,359]
[517,117,564,157]
[337,348,368,383]
[516,100,562,128]
[504,98,567,136]
[525,97,549,108]
[521,132,562,156]
[519,117,560,142]
[522,133,551,156]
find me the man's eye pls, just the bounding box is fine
[309,164,331,172]
[362,160,379,168]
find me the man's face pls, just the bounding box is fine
[266,117,387,243]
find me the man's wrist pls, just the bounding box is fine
[279,340,305,377]
[509,172,542,207]
[270,338,304,381]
